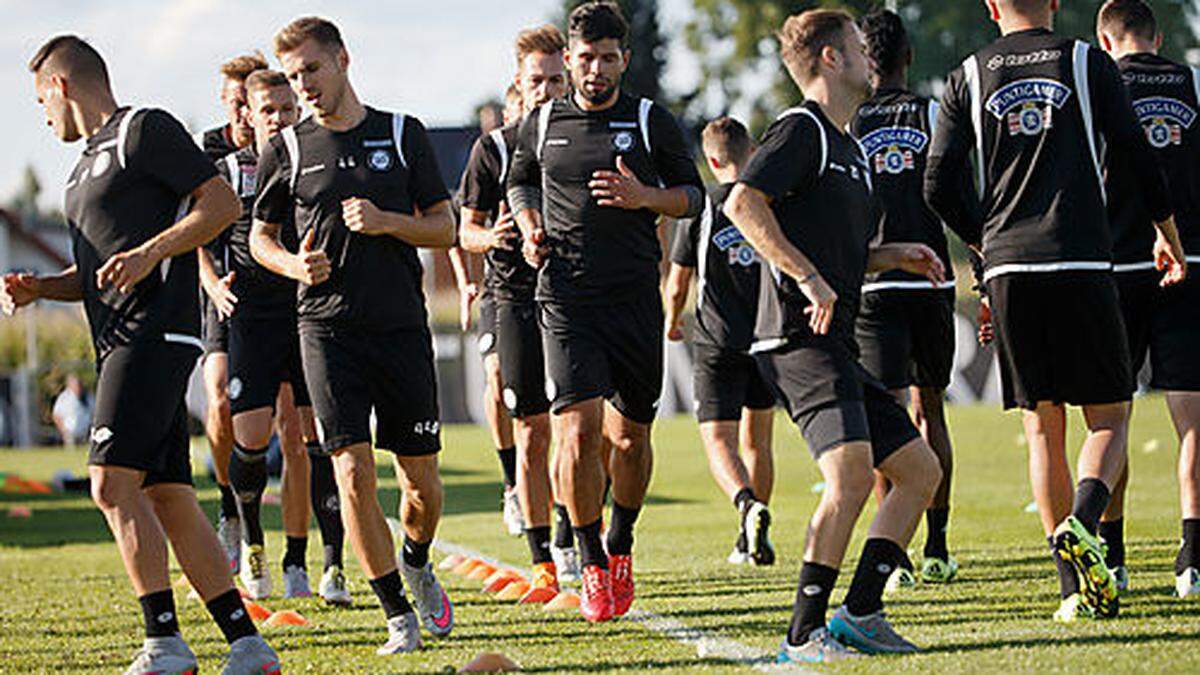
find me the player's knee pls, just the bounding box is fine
[90,473,137,512]
[828,465,874,506]
[336,459,376,500]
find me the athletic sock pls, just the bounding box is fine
[401,536,431,569]
[843,538,905,617]
[734,530,748,555]
[1071,477,1111,534]
[1099,518,1125,569]
[218,483,238,521]
[575,519,607,569]
[283,536,307,571]
[1176,518,1200,575]
[368,570,413,619]
[733,487,756,511]
[553,503,574,548]
[205,588,258,644]
[307,445,344,570]
[229,443,269,546]
[1049,536,1081,599]
[526,525,553,565]
[497,446,517,489]
[140,590,180,638]
[605,501,641,556]
[787,562,839,646]
[898,550,915,572]
[924,507,950,560]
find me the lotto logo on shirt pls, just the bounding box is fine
[985,78,1071,136]
[1133,97,1196,148]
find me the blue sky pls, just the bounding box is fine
[0,0,700,208]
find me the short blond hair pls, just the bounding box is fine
[515,24,566,64]
[220,52,268,83]
[778,9,855,84]
[274,16,344,55]
[244,69,289,93]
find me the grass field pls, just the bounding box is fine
[2,399,1199,673]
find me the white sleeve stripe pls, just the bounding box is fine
[281,126,300,189]
[116,107,147,170]
[928,99,940,136]
[1073,40,1106,204]
[638,98,653,155]
[223,154,240,194]
[963,56,985,194]
[392,113,408,169]
[489,128,509,186]
[1191,66,1200,109]
[695,196,713,313]
[792,108,829,177]
[536,102,554,161]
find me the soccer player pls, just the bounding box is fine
[12,35,279,673]
[508,1,705,622]
[851,9,958,587]
[251,17,456,653]
[925,0,1185,621]
[664,117,777,566]
[460,25,573,597]
[725,9,947,660]
[1096,0,1200,599]
[218,68,349,605]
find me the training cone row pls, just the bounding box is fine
[443,556,581,610]
[173,575,310,627]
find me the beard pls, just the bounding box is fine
[578,79,617,105]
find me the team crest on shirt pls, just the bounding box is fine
[985,78,1072,136]
[238,165,257,197]
[713,225,759,267]
[613,131,635,152]
[1133,97,1195,148]
[858,127,927,175]
[367,149,394,172]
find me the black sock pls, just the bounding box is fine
[369,570,413,619]
[606,501,641,557]
[218,483,238,521]
[924,507,950,560]
[283,536,307,570]
[553,503,574,548]
[308,446,344,570]
[1071,477,1111,534]
[787,562,839,646]
[898,550,915,572]
[205,588,257,644]
[402,536,431,569]
[526,525,553,564]
[497,446,517,488]
[1177,519,1200,575]
[229,443,268,546]
[733,487,756,511]
[140,590,180,638]
[1100,518,1125,568]
[575,519,607,569]
[1050,536,1081,598]
[843,538,904,617]
[735,529,748,554]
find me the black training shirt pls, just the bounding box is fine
[197,125,238,275]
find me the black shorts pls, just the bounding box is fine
[299,322,441,456]
[693,342,775,423]
[754,337,918,465]
[228,312,311,416]
[541,292,664,424]
[856,288,956,390]
[496,300,550,418]
[88,340,198,486]
[1116,269,1200,392]
[477,294,498,358]
[201,295,229,356]
[988,271,1133,410]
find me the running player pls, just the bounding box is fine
[852,9,958,587]
[1096,0,1200,599]
[507,1,705,622]
[460,25,573,598]
[251,16,455,653]
[724,9,944,660]
[926,0,1186,621]
[664,117,776,566]
[219,68,349,605]
[11,35,279,673]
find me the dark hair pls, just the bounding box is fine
[777,9,855,84]
[274,16,345,54]
[568,1,629,46]
[702,117,752,166]
[28,35,110,86]
[859,10,910,80]
[1098,0,1158,41]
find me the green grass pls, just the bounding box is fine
[1,399,1198,673]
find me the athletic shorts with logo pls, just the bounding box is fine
[228,313,311,416]
[477,293,498,358]
[755,336,919,465]
[201,295,228,356]
[693,342,774,423]
[855,288,956,390]
[541,291,663,424]
[1116,269,1200,392]
[88,341,199,486]
[299,321,441,456]
[988,271,1133,410]
[496,300,550,418]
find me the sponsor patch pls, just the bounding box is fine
[1134,96,1196,148]
[986,79,1071,136]
[859,126,928,175]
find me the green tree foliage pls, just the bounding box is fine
[560,0,668,100]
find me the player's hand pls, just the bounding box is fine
[977,296,994,345]
[524,228,548,269]
[294,228,331,285]
[342,197,391,236]
[590,156,649,210]
[210,271,239,320]
[894,243,946,285]
[489,211,521,251]
[458,282,478,331]
[0,273,41,315]
[666,318,685,342]
[1153,230,1187,287]
[96,245,155,294]
[796,272,837,335]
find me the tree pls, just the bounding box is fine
[560,0,668,101]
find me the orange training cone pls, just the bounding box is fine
[495,580,530,601]
[483,570,523,593]
[453,558,483,576]
[519,586,558,605]
[264,610,310,627]
[244,601,273,622]
[459,652,521,672]
[439,554,466,571]
[467,563,497,581]
[544,592,581,610]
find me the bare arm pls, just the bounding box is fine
[459,206,519,255]
[250,220,330,285]
[664,263,693,342]
[0,265,83,315]
[342,197,456,248]
[865,242,945,283]
[590,156,701,219]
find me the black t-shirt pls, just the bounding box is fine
[739,102,876,352]
[926,28,1170,280]
[216,146,298,318]
[253,107,450,331]
[1107,53,1200,267]
[458,123,535,302]
[508,92,703,304]
[197,125,239,275]
[852,88,955,289]
[669,183,760,351]
[65,107,217,358]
